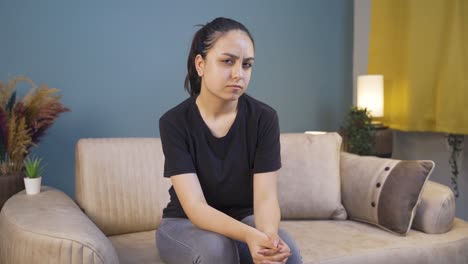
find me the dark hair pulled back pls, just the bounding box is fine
[184,17,255,97]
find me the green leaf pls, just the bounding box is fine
[23,155,46,179]
[342,106,376,155]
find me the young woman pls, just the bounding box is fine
[157,17,302,264]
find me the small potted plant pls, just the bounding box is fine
[23,155,45,195]
[340,106,375,155]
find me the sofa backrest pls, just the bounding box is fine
[279,133,346,220]
[75,134,345,236]
[75,138,171,236]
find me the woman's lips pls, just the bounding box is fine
[227,85,242,90]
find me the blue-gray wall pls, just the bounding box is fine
[0,0,353,198]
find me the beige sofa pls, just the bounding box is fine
[1,134,468,264]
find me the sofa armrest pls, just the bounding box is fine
[412,180,456,234]
[0,186,119,264]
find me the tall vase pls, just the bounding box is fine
[0,173,25,210]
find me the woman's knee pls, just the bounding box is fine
[194,232,239,264]
[157,228,238,264]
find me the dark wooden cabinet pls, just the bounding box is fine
[0,174,25,211]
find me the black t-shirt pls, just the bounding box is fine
[159,93,281,221]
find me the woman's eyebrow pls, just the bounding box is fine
[222,52,255,61]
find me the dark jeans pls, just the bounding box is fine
[156,214,303,264]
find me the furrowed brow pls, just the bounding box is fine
[222,52,255,61]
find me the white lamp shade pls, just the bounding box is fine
[357,75,384,117]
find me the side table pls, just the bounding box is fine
[338,126,393,158]
[371,126,393,158]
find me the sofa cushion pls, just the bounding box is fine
[75,138,172,236]
[109,230,162,264]
[340,152,434,235]
[278,133,347,220]
[110,219,468,264]
[281,218,468,264]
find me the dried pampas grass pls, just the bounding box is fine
[0,76,70,175]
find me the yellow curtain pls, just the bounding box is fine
[368,0,468,134]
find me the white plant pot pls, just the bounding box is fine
[24,177,42,195]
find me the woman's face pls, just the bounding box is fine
[196,30,255,102]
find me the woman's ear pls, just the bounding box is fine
[194,54,204,77]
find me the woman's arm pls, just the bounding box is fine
[254,171,292,264]
[171,173,259,242]
[253,171,281,235]
[171,172,291,263]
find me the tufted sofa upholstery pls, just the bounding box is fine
[1,134,468,264]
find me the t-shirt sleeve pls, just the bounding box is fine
[159,116,196,177]
[253,110,282,174]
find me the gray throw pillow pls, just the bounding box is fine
[340,152,434,235]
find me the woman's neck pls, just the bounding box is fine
[196,90,238,120]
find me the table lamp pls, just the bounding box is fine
[357,74,384,127]
[356,74,392,158]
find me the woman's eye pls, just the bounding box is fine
[222,59,252,68]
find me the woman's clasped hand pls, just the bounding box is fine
[246,230,292,264]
